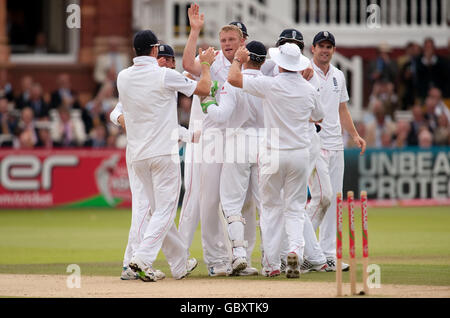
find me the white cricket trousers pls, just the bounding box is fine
[178,142,201,259]
[198,132,232,267]
[279,132,327,265]
[122,156,150,268]
[220,134,261,262]
[133,155,188,278]
[307,149,344,259]
[259,148,309,271]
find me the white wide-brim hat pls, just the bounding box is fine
[269,43,310,72]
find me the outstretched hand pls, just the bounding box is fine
[235,46,250,64]
[188,3,204,32]
[301,67,314,81]
[198,47,216,66]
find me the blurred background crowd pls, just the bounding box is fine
[0,36,449,150]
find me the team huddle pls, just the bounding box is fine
[110,3,366,282]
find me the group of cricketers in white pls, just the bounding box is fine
[110,3,366,282]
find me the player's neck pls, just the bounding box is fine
[313,58,331,75]
[243,65,260,71]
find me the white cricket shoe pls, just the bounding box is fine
[120,266,138,280]
[187,258,198,273]
[286,252,300,279]
[237,266,258,276]
[154,269,166,280]
[129,255,157,282]
[231,257,248,275]
[326,258,350,272]
[300,259,328,274]
[208,263,231,277]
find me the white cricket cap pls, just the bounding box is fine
[268,43,310,72]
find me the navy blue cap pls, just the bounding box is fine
[276,28,304,48]
[229,21,249,37]
[313,31,336,46]
[158,44,175,57]
[246,41,266,62]
[133,30,159,53]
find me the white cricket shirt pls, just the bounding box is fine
[117,56,197,162]
[199,50,233,131]
[243,72,324,150]
[207,69,264,134]
[310,60,349,151]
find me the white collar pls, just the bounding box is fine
[242,69,261,75]
[311,59,334,77]
[133,56,158,65]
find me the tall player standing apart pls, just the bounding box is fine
[182,3,246,276]
[117,30,215,282]
[307,31,366,271]
[229,44,324,278]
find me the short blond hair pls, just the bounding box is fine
[219,25,243,39]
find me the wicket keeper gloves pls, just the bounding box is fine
[201,80,219,114]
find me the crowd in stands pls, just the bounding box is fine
[346,37,450,149]
[1,37,449,150]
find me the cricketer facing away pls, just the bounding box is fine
[116,29,215,282]
[228,43,325,278]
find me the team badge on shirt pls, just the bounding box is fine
[332,77,339,93]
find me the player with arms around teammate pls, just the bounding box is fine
[307,31,366,271]
[111,44,198,281]
[228,43,324,278]
[117,30,214,282]
[181,3,246,276]
[204,41,267,276]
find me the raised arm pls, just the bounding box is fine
[194,47,216,96]
[339,102,366,155]
[182,3,204,77]
[228,46,250,88]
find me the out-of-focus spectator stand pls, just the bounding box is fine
[93,37,131,96]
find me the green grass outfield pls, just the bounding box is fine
[0,206,449,286]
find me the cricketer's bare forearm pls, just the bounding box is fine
[182,31,202,77]
[194,64,212,96]
[228,60,244,88]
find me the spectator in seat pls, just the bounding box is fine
[52,107,87,147]
[380,128,394,148]
[84,124,108,148]
[85,82,116,133]
[368,80,399,119]
[366,98,396,148]
[418,128,433,148]
[0,69,14,102]
[15,75,33,110]
[0,97,17,147]
[407,104,431,146]
[427,87,450,122]
[398,42,422,109]
[369,42,398,85]
[415,37,450,100]
[16,107,39,148]
[35,122,54,149]
[24,83,49,119]
[434,114,450,146]
[93,37,130,94]
[392,119,411,149]
[50,73,81,110]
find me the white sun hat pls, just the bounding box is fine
[268,43,310,72]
